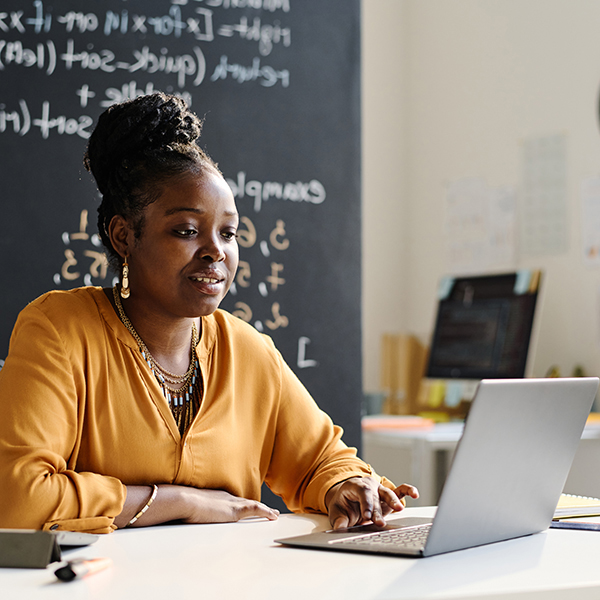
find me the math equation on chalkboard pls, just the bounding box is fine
[0,0,292,140]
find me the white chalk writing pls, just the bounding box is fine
[297,337,318,368]
[107,6,215,41]
[217,16,290,56]
[60,39,206,88]
[7,2,291,48]
[26,1,52,34]
[0,99,30,135]
[57,11,99,34]
[32,100,93,139]
[210,55,288,87]
[99,80,192,108]
[0,2,293,89]
[0,99,92,139]
[0,11,26,34]
[0,39,56,75]
[227,172,326,212]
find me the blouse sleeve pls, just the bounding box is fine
[0,303,126,533]
[264,348,394,514]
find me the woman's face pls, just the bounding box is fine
[125,170,239,320]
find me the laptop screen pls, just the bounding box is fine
[426,271,541,380]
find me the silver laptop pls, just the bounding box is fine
[276,377,599,557]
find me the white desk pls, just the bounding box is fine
[363,422,600,506]
[3,510,600,600]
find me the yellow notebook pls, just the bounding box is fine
[554,494,600,519]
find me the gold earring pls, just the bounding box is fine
[121,257,130,299]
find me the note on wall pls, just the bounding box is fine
[519,133,568,256]
[581,177,600,267]
[444,177,516,274]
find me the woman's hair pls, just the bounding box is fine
[83,92,220,270]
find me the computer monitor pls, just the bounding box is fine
[426,271,541,381]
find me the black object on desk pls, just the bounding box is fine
[0,529,98,568]
[0,530,61,568]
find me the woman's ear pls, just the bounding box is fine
[108,215,132,260]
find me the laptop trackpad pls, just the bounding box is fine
[327,516,433,535]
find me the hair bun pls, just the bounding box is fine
[85,93,203,194]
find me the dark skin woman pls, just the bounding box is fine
[0,92,417,532]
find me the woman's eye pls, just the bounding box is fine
[221,231,238,241]
[175,228,197,237]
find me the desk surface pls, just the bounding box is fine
[3,508,600,600]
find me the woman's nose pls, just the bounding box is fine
[198,235,226,262]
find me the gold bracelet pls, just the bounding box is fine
[127,484,158,527]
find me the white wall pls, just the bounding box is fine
[362,0,600,391]
[361,0,408,391]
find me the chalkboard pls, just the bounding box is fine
[0,0,363,482]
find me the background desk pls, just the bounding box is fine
[363,422,600,506]
[3,510,600,600]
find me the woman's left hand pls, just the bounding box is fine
[325,476,419,529]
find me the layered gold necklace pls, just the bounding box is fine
[113,285,202,434]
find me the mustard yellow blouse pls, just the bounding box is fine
[0,287,384,533]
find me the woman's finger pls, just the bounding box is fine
[394,483,420,500]
[378,484,405,514]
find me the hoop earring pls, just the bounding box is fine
[121,257,131,299]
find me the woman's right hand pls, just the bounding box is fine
[115,484,279,529]
[179,487,280,524]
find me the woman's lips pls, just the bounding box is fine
[189,274,226,295]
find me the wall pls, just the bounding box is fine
[361,0,408,391]
[362,0,600,391]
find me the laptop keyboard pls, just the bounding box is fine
[329,523,432,551]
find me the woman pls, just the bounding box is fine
[0,93,417,533]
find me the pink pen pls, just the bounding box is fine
[54,557,112,582]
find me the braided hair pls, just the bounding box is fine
[83,92,220,270]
